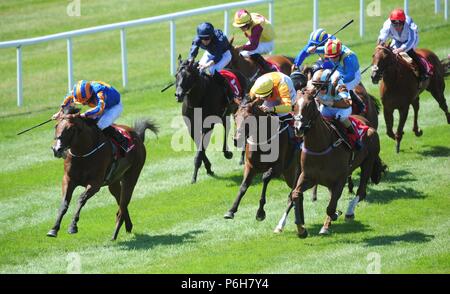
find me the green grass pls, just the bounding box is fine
[0,0,449,273]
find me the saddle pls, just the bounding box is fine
[325,117,369,150]
[399,51,434,77]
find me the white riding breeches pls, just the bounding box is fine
[199,50,232,74]
[97,102,123,130]
[319,105,352,122]
[240,41,274,57]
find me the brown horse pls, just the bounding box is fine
[48,108,158,240]
[276,88,384,237]
[371,44,450,153]
[224,98,300,222]
[227,37,293,84]
[175,56,248,183]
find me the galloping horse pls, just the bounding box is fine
[371,44,450,153]
[175,56,248,183]
[227,37,293,84]
[276,88,384,237]
[224,98,300,221]
[49,108,158,240]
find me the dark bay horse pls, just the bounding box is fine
[175,56,248,183]
[48,109,158,240]
[276,88,384,237]
[224,98,300,223]
[227,38,293,84]
[371,44,450,153]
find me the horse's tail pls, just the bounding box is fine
[370,154,388,184]
[441,57,450,77]
[367,93,381,115]
[134,118,159,142]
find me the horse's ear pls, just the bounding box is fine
[178,54,182,64]
[189,58,194,67]
[229,36,234,46]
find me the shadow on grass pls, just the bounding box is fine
[363,231,434,247]
[308,220,372,236]
[418,145,450,157]
[366,186,426,204]
[382,170,416,184]
[117,230,204,250]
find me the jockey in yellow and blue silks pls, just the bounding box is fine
[188,22,234,101]
[310,69,362,149]
[232,9,276,73]
[293,28,335,72]
[52,80,131,152]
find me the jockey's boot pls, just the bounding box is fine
[346,124,362,151]
[250,53,275,73]
[212,71,233,104]
[408,50,429,82]
[102,126,130,154]
[350,90,366,114]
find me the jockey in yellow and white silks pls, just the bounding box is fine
[250,72,296,116]
[232,9,276,73]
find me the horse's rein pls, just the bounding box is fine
[68,141,107,158]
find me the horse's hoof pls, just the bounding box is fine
[297,228,308,239]
[47,229,58,237]
[319,227,330,235]
[256,211,266,221]
[206,170,215,176]
[414,129,423,137]
[239,160,245,166]
[191,178,197,184]
[345,214,355,221]
[224,211,234,219]
[330,210,342,221]
[223,151,233,160]
[273,227,283,234]
[68,226,78,234]
[311,196,317,202]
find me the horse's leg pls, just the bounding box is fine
[47,180,76,237]
[201,129,214,176]
[412,97,423,137]
[345,157,373,221]
[224,164,256,219]
[395,107,409,153]
[68,184,100,234]
[311,185,318,202]
[108,181,132,233]
[348,175,354,194]
[239,149,245,165]
[274,192,294,233]
[383,106,396,140]
[428,83,450,124]
[291,173,315,238]
[222,115,233,159]
[191,128,213,183]
[256,166,282,221]
[319,181,345,235]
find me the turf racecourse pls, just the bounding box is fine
[0,0,449,273]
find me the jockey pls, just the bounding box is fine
[232,9,276,73]
[188,22,234,102]
[310,69,362,150]
[250,72,296,116]
[377,8,427,81]
[293,28,335,72]
[313,38,366,114]
[52,80,131,153]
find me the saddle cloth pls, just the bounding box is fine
[111,125,135,158]
[219,69,243,98]
[399,51,434,77]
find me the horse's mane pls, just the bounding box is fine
[64,106,81,115]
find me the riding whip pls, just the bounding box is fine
[161,81,175,93]
[17,119,52,135]
[316,19,354,48]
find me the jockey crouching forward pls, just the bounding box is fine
[311,69,362,150]
[313,38,366,115]
[293,28,335,72]
[232,9,276,73]
[377,8,428,82]
[188,22,236,103]
[52,80,132,153]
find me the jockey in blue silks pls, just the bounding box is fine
[293,28,335,72]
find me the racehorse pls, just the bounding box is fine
[227,37,293,84]
[276,87,384,237]
[224,98,301,222]
[48,108,159,240]
[175,56,248,183]
[371,44,450,153]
